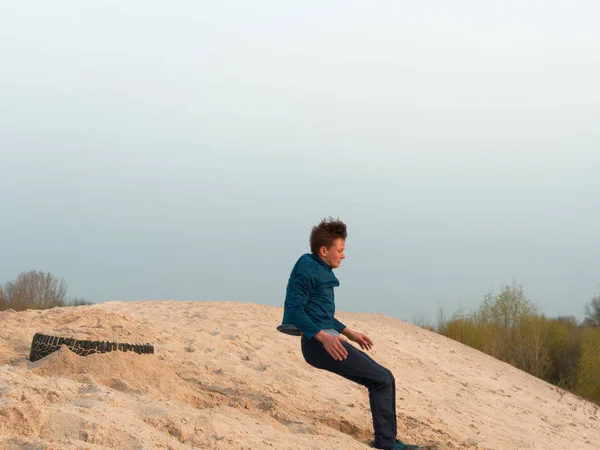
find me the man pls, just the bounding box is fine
[280,217,423,450]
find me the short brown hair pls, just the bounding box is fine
[310,217,347,253]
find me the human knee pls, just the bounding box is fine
[386,368,395,384]
[387,370,396,387]
[374,368,395,388]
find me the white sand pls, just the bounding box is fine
[1,301,598,449]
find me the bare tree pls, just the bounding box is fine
[0,285,7,310]
[584,294,600,328]
[3,270,67,311]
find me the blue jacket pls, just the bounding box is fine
[281,253,346,339]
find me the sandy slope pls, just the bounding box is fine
[0,301,598,450]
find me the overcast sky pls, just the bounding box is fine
[1,1,599,324]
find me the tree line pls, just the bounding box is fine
[424,282,600,405]
[0,270,92,311]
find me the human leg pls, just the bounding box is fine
[301,336,397,449]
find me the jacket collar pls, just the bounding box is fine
[309,253,333,271]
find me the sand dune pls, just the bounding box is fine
[1,301,598,449]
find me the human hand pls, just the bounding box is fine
[316,331,349,361]
[345,330,374,351]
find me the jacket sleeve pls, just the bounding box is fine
[333,318,347,333]
[283,264,321,340]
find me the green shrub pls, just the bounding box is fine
[576,327,600,403]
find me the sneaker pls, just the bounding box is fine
[393,440,424,450]
[369,439,425,450]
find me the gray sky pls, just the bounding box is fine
[1,1,599,323]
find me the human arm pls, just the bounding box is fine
[333,317,347,334]
[284,278,349,360]
[282,265,321,340]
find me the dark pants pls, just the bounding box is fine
[301,336,397,449]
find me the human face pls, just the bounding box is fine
[319,238,346,269]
